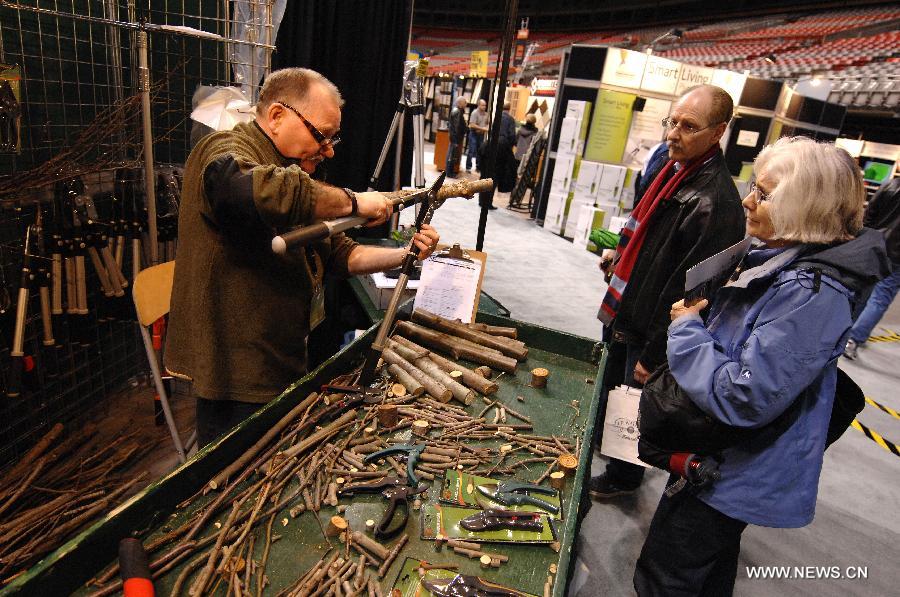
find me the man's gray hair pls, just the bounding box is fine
[682,84,733,125]
[755,136,864,243]
[257,67,344,114]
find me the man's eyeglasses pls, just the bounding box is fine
[278,101,341,148]
[660,117,719,135]
[748,180,771,206]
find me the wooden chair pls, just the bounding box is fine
[132,261,194,462]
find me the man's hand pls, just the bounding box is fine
[670,298,708,322]
[412,224,439,261]
[355,191,393,227]
[633,361,651,385]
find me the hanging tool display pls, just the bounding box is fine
[115,167,145,279]
[55,179,88,316]
[7,216,54,398]
[74,190,127,298]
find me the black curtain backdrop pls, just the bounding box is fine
[273,0,413,192]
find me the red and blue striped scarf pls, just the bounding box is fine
[598,146,717,325]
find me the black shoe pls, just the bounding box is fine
[487,205,498,210]
[589,473,638,499]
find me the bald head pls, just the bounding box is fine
[665,85,731,163]
[681,84,733,126]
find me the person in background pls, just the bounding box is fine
[844,177,900,359]
[445,96,468,178]
[496,102,518,193]
[636,137,888,595]
[591,84,745,499]
[514,113,539,166]
[166,68,440,447]
[466,99,488,172]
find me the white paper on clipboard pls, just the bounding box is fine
[412,254,482,323]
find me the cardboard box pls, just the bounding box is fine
[550,155,575,196]
[557,117,582,156]
[596,164,627,204]
[573,160,602,205]
[574,205,607,249]
[543,191,568,235]
[359,272,419,309]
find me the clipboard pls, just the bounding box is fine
[412,243,487,323]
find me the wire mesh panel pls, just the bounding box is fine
[0,0,276,465]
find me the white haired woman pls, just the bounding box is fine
[634,137,889,596]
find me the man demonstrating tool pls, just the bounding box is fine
[591,84,744,499]
[166,68,440,447]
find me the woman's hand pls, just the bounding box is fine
[671,298,708,321]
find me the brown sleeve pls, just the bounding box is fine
[325,232,359,279]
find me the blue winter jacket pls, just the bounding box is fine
[667,229,888,527]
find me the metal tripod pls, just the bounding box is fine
[367,61,427,202]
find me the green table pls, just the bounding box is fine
[4,313,605,596]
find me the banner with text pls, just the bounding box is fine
[585,89,636,163]
[470,51,488,77]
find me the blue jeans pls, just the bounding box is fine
[849,265,900,343]
[465,131,483,170]
[445,140,460,176]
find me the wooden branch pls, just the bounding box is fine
[208,392,320,491]
[391,336,498,395]
[385,364,425,397]
[381,348,451,402]
[394,321,518,373]
[411,308,528,360]
[281,410,359,460]
[467,322,518,339]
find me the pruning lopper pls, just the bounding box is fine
[363,444,426,485]
[475,481,559,514]
[337,474,428,538]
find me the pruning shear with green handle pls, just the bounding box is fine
[475,481,559,514]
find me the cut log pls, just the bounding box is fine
[391,336,498,395]
[468,322,518,339]
[394,321,517,374]
[412,308,528,360]
[381,348,452,402]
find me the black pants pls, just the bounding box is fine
[196,397,262,447]
[603,341,647,488]
[634,483,747,596]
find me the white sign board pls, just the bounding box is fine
[602,48,647,89]
[675,64,716,96]
[641,55,681,95]
[711,69,748,106]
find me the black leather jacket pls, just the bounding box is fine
[613,150,745,370]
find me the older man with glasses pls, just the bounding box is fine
[167,67,440,447]
[591,84,745,499]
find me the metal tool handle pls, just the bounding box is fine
[271,179,493,255]
[39,286,54,346]
[51,253,63,314]
[8,286,29,398]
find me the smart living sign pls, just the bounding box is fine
[602,48,746,104]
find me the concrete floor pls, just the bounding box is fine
[411,149,900,596]
[105,146,899,595]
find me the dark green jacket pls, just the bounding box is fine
[166,122,357,403]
